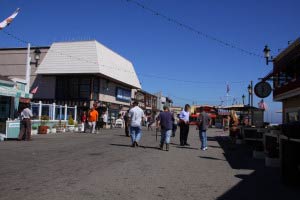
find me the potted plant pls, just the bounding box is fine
[56,120,66,133]
[31,126,38,135]
[67,116,75,132]
[74,122,79,132]
[38,115,49,134]
[51,125,57,134]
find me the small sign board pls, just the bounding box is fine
[254,81,272,98]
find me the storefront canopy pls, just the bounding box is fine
[0,85,32,98]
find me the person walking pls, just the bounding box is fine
[147,115,154,131]
[81,111,87,133]
[171,112,177,137]
[102,111,108,128]
[156,106,174,151]
[197,107,211,150]
[178,104,191,146]
[129,101,145,147]
[18,103,33,141]
[123,111,130,136]
[88,107,98,134]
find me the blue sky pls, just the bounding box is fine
[1,0,300,123]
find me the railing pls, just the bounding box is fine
[30,101,77,121]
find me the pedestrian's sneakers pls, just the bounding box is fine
[201,147,208,151]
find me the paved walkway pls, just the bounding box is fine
[0,127,299,200]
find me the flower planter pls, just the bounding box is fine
[31,129,38,135]
[74,127,79,132]
[56,127,65,133]
[51,128,57,134]
[38,126,49,134]
[78,124,84,132]
[67,125,75,132]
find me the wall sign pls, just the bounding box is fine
[254,81,272,98]
[116,87,131,102]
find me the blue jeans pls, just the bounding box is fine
[199,130,207,149]
[160,129,172,144]
[130,126,142,144]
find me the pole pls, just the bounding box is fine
[251,81,253,108]
[250,80,253,126]
[25,43,31,93]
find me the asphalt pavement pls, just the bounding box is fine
[0,127,299,200]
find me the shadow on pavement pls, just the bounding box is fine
[176,146,199,150]
[207,136,217,141]
[198,156,226,161]
[215,136,300,200]
[208,145,222,149]
[110,143,160,150]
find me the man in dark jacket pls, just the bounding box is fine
[197,107,211,150]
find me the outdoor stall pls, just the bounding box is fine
[0,76,32,141]
[222,104,267,158]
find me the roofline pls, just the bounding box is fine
[0,46,50,51]
[274,38,300,62]
[52,40,135,66]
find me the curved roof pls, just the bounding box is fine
[36,40,141,89]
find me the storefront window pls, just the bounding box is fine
[93,78,100,100]
[0,96,11,121]
[56,77,91,100]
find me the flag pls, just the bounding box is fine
[30,86,38,94]
[258,99,268,110]
[0,8,20,30]
[226,83,230,94]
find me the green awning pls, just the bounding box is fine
[0,85,32,99]
[0,85,18,97]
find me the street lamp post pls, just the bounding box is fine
[242,94,245,105]
[25,44,41,93]
[247,84,251,106]
[247,81,253,125]
[263,45,273,65]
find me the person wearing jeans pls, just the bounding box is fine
[199,130,208,150]
[129,101,145,147]
[157,106,174,151]
[130,126,142,146]
[197,107,211,150]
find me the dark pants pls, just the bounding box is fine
[125,122,129,136]
[179,122,189,145]
[18,119,31,140]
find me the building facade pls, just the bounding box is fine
[264,38,300,123]
[133,89,158,116]
[154,92,173,111]
[0,40,141,121]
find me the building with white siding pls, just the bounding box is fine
[1,40,141,120]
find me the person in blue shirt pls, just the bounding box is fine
[178,104,191,146]
[156,106,174,151]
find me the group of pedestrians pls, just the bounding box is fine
[17,101,211,152]
[81,107,99,134]
[127,102,211,151]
